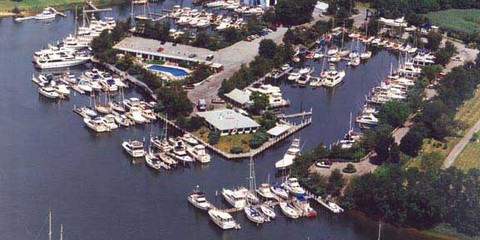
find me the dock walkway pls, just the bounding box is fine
[277,109,313,119]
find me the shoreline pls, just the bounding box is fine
[0,0,125,19]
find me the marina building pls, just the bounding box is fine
[197,109,260,136]
[113,36,224,71]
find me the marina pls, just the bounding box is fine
[0,1,439,239]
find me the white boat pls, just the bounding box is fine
[244,206,265,224]
[77,80,93,93]
[141,109,156,121]
[292,198,317,217]
[83,117,109,133]
[123,97,142,110]
[260,204,276,219]
[122,140,145,158]
[327,47,338,56]
[53,84,70,96]
[34,52,90,69]
[113,113,134,127]
[38,86,61,99]
[182,133,199,146]
[256,183,276,199]
[356,113,378,126]
[360,51,372,60]
[168,139,194,163]
[275,138,301,170]
[34,8,56,20]
[348,56,361,66]
[270,184,289,199]
[95,103,112,114]
[298,66,313,75]
[145,148,162,170]
[109,101,126,113]
[315,197,344,213]
[279,202,299,219]
[328,55,341,63]
[101,114,118,130]
[281,64,290,71]
[188,186,213,211]
[208,209,238,230]
[296,74,310,87]
[222,187,248,209]
[126,107,148,124]
[322,64,346,87]
[187,144,211,163]
[282,178,306,195]
[287,71,300,81]
[337,48,350,57]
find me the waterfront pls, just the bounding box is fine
[0,3,430,239]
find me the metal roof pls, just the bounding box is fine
[267,124,290,137]
[197,109,260,131]
[224,88,251,105]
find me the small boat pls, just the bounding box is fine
[281,64,290,71]
[83,117,109,133]
[287,70,300,81]
[292,197,317,217]
[141,109,157,121]
[53,84,70,96]
[34,8,56,20]
[113,113,134,127]
[315,196,344,213]
[182,133,199,146]
[187,144,211,163]
[298,66,313,75]
[256,183,276,199]
[328,56,341,63]
[95,103,112,114]
[348,56,361,66]
[360,51,372,60]
[260,204,276,219]
[122,140,145,158]
[145,147,162,170]
[222,187,248,209]
[356,113,378,126]
[126,107,148,124]
[168,139,194,163]
[109,101,126,113]
[322,64,346,87]
[208,209,238,230]
[282,178,306,195]
[279,202,299,219]
[244,205,265,224]
[77,80,93,93]
[270,183,289,199]
[187,186,213,210]
[101,114,118,130]
[38,86,60,99]
[296,74,310,87]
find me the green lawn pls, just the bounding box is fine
[0,0,123,13]
[454,139,480,171]
[426,9,480,35]
[192,126,253,153]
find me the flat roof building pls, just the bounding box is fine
[197,109,260,136]
[224,88,252,108]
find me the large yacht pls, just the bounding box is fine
[34,8,56,20]
[208,209,237,230]
[356,113,379,126]
[187,144,211,163]
[322,64,346,87]
[282,178,306,195]
[222,187,248,209]
[275,138,301,170]
[122,140,145,158]
[187,186,212,211]
[34,51,90,69]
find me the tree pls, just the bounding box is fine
[421,65,442,81]
[193,31,210,48]
[275,0,317,26]
[425,31,442,50]
[208,131,220,145]
[249,130,268,148]
[327,169,345,197]
[156,82,193,118]
[222,27,241,44]
[400,125,428,157]
[373,125,396,164]
[258,39,278,59]
[249,91,270,114]
[378,100,411,128]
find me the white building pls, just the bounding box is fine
[197,109,261,136]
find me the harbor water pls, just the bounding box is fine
[0,3,430,239]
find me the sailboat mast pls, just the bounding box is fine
[48,211,52,240]
[74,5,77,36]
[60,224,63,240]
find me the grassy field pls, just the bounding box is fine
[422,223,479,240]
[193,126,253,153]
[406,86,480,170]
[0,0,123,13]
[426,9,480,35]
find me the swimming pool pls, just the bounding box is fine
[147,64,190,77]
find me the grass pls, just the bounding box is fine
[147,59,165,65]
[454,138,480,171]
[406,87,480,169]
[426,9,480,35]
[422,223,480,240]
[0,0,123,13]
[192,126,253,153]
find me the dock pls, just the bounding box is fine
[277,109,313,119]
[14,6,66,22]
[84,1,112,13]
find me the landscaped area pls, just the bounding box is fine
[193,126,252,153]
[426,9,480,35]
[454,139,480,171]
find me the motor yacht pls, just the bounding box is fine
[34,8,56,20]
[187,144,211,163]
[287,69,301,81]
[275,138,301,170]
[282,178,306,195]
[109,101,126,113]
[256,183,276,199]
[122,140,145,158]
[145,147,163,170]
[188,186,213,211]
[168,139,194,163]
[279,202,299,219]
[101,114,118,130]
[315,196,344,213]
[126,107,148,124]
[356,113,379,126]
[83,116,109,133]
[270,183,289,199]
[260,204,276,219]
[182,133,199,146]
[38,86,61,99]
[208,209,237,230]
[322,64,346,87]
[222,187,248,209]
[244,206,265,224]
[296,74,310,87]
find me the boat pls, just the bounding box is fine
[322,64,346,87]
[298,66,313,75]
[328,55,341,63]
[260,204,276,219]
[296,74,310,87]
[315,196,344,213]
[182,133,199,146]
[282,178,306,195]
[256,183,276,199]
[113,113,134,127]
[281,64,290,71]
[122,140,145,158]
[222,187,248,209]
[53,84,70,96]
[275,138,301,170]
[356,113,379,126]
[101,114,118,130]
[34,7,56,20]
[38,86,61,99]
[279,202,299,219]
[109,101,126,113]
[123,97,142,110]
[126,107,148,124]
[208,209,238,230]
[34,51,90,69]
[348,56,361,66]
[168,138,194,163]
[141,109,156,121]
[95,103,112,114]
[83,116,109,133]
[77,80,93,93]
[270,183,289,199]
[188,186,213,210]
[360,51,372,60]
[145,147,162,170]
[292,197,317,217]
[187,144,211,163]
[287,69,300,81]
[244,205,265,224]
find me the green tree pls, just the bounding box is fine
[208,131,220,145]
[275,0,317,26]
[425,31,442,50]
[400,124,428,157]
[156,82,193,118]
[258,39,278,59]
[249,91,270,114]
[193,31,210,48]
[327,169,345,197]
[378,100,411,128]
[421,65,442,81]
[222,27,241,44]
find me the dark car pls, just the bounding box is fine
[188,53,197,58]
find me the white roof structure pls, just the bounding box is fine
[379,17,408,27]
[315,1,329,12]
[197,109,260,131]
[267,124,290,137]
[224,88,251,106]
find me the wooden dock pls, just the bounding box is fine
[277,109,313,119]
[84,1,112,12]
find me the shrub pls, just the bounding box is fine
[230,145,243,154]
[11,7,20,14]
[249,130,268,148]
[342,163,357,173]
[208,131,220,145]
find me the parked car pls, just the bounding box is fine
[188,53,197,58]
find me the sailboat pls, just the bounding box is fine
[244,156,265,225]
[337,22,350,57]
[44,210,64,240]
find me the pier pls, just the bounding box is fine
[277,109,313,119]
[84,1,112,13]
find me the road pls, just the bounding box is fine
[442,119,480,169]
[442,38,479,73]
[186,27,288,106]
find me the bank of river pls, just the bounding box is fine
[0,3,432,239]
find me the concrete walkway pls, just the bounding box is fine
[442,120,480,169]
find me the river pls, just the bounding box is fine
[0,3,431,239]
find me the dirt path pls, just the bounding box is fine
[442,120,480,169]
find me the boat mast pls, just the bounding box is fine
[248,156,256,194]
[48,210,52,240]
[74,5,78,36]
[60,224,63,240]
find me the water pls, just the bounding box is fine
[147,64,189,77]
[0,3,430,240]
